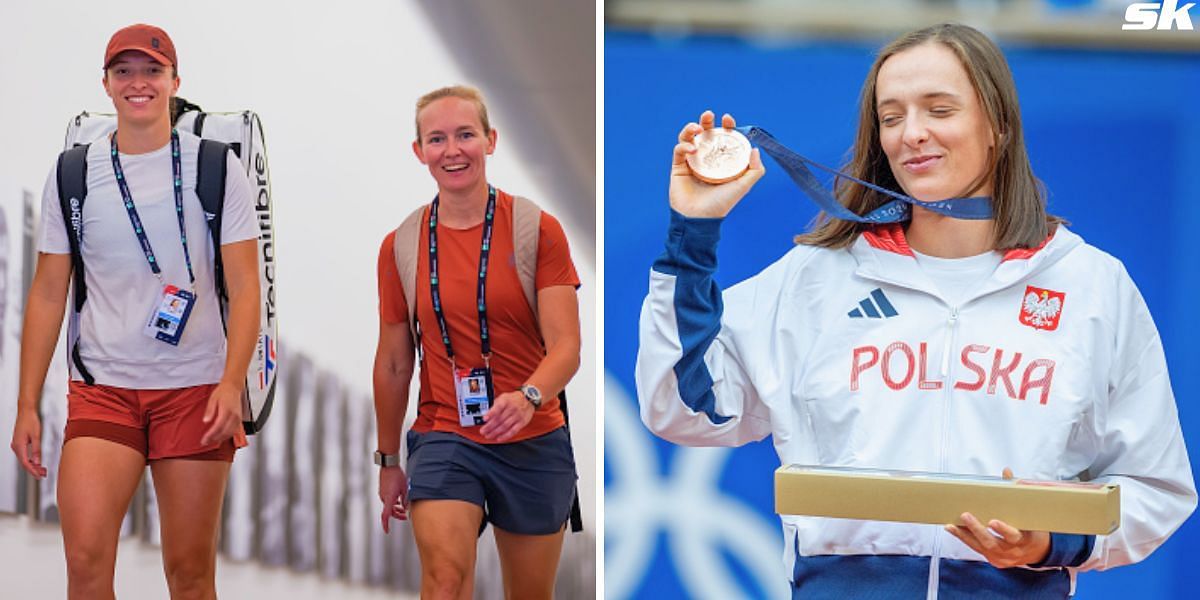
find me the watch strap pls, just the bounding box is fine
[374,451,401,467]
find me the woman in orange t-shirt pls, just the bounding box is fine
[372,85,581,599]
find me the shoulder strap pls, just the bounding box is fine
[394,204,428,346]
[56,143,96,385]
[511,195,541,316]
[197,139,230,303]
[57,144,90,312]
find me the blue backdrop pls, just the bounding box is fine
[604,29,1200,599]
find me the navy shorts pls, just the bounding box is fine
[406,427,578,536]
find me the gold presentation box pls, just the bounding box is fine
[775,464,1120,535]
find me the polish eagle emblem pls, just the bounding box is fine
[1019,286,1065,331]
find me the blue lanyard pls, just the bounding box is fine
[110,129,195,285]
[739,126,994,222]
[428,186,497,364]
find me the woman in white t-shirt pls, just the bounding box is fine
[9,24,260,599]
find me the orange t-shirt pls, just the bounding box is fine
[377,190,580,443]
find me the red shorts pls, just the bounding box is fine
[65,381,247,462]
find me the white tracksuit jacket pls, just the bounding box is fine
[637,211,1196,599]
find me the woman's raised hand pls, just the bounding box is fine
[669,111,766,219]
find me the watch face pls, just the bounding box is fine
[523,385,542,405]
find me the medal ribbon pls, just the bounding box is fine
[738,125,994,222]
[110,129,196,285]
[428,186,497,365]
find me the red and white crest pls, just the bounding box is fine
[1019,286,1065,331]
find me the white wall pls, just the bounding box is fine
[0,181,20,514]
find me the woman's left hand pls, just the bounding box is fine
[480,391,535,442]
[944,468,1050,568]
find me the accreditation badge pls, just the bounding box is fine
[453,366,494,427]
[142,284,195,346]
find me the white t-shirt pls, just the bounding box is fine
[912,248,1003,307]
[38,130,259,388]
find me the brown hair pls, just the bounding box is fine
[796,23,1062,250]
[414,85,491,142]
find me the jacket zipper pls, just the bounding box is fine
[928,305,959,599]
[939,308,958,377]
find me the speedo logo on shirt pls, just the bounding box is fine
[850,341,1055,404]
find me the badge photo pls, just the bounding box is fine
[143,284,195,345]
[454,366,494,427]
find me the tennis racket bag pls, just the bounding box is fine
[60,100,278,434]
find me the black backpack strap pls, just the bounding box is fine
[196,139,230,305]
[558,389,583,532]
[56,144,95,385]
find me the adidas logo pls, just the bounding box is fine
[204,211,216,222]
[848,288,898,319]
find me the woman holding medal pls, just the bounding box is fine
[373,85,582,599]
[637,23,1195,597]
[10,24,260,599]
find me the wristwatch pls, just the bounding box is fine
[373,451,401,468]
[520,384,543,409]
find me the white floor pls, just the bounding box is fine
[0,514,414,599]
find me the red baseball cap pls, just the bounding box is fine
[103,24,177,69]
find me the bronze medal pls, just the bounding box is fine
[687,128,752,185]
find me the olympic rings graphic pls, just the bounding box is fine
[604,372,788,599]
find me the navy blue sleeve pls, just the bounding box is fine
[651,208,731,425]
[1029,533,1095,568]
[652,208,723,275]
